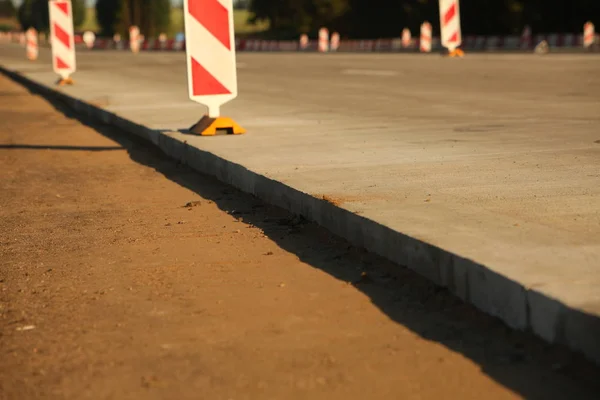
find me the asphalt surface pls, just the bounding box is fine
[2,44,600,363]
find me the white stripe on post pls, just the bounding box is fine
[330,32,340,51]
[420,22,432,53]
[439,0,462,52]
[183,0,238,118]
[49,0,76,80]
[130,26,140,53]
[401,28,411,48]
[584,22,595,48]
[26,28,38,60]
[300,34,309,50]
[318,28,329,53]
[83,31,95,49]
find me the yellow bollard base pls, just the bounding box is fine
[56,77,74,86]
[189,116,246,136]
[448,48,465,57]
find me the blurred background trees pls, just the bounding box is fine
[6,0,600,38]
[248,0,600,38]
[16,0,84,32]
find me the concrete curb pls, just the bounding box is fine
[2,66,599,366]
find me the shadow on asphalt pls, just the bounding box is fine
[10,78,600,399]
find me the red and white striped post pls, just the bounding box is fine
[300,34,309,50]
[48,0,76,85]
[420,22,432,53]
[520,25,532,50]
[439,0,464,56]
[318,27,329,53]
[330,32,340,52]
[183,0,245,136]
[113,33,123,50]
[82,31,95,49]
[158,32,167,50]
[26,28,38,61]
[401,28,411,48]
[584,22,595,49]
[129,26,140,53]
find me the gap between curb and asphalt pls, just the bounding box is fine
[2,66,599,366]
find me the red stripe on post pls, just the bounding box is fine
[55,56,70,69]
[53,23,71,49]
[187,0,231,50]
[191,57,231,96]
[448,32,458,43]
[55,2,69,16]
[444,3,456,26]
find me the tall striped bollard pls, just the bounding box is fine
[439,0,464,57]
[26,28,38,61]
[183,0,245,136]
[129,26,140,53]
[318,28,329,53]
[159,33,167,50]
[330,32,340,52]
[520,25,532,50]
[49,0,76,85]
[584,22,595,49]
[401,28,411,48]
[83,31,95,49]
[420,22,432,53]
[300,34,309,51]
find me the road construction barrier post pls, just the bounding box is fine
[420,22,432,53]
[520,25,532,50]
[300,34,309,51]
[48,0,76,85]
[26,28,38,61]
[83,31,95,49]
[183,0,245,136]
[439,0,464,57]
[318,27,329,53]
[113,33,122,50]
[129,26,140,53]
[159,33,167,50]
[584,22,595,49]
[401,28,411,48]
[330,32,340,52]
[534,40,549,54]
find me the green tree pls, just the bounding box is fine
[118,0,172,38]
[96,0,120,36]
[72,0,86,29]
[18,0,84,32]
[0,0,16,18]
[17,0,49,32]
[247,0,600,38]
[249,0,348,37]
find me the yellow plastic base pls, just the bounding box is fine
[189,116,246,136]
[56,77,74,86]
[448,48,465,57]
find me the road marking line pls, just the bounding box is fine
[342,69,398,77]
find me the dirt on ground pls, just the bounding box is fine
[0,74,599,400]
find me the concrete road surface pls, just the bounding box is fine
[1,44,600,364]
